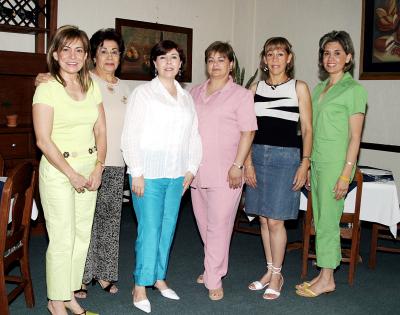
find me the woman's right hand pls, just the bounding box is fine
[305,169,311,190]
[68,172,89,193]
[35,72,52,86]
[131,175,145,197]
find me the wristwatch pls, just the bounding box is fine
[233,162,244,170]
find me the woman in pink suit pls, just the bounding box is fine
[190,41,257,301]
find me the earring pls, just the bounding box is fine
[263,65,268,72]
[178,69,182,77]
[155,69,158,76]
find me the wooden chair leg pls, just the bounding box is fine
[0,264,10,315]
[301,220,311,279]
[348,227,360,285]
[20,255,35,307]
[368,223,379,269]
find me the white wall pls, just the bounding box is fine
[0,0,235,89]
[1,0,399,188]
[233,0,400,190]
[57,0,235,90]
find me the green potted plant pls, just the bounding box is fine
[1,100,18,127]
[233,53,258,88]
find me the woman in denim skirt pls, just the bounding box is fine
[245,37,312,300]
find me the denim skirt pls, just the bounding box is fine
[245,144,300,220]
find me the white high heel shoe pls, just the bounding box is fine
[133,299,151,313]
[159,288,180,300]
[248,262,272,291]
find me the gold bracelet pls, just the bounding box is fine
[96,159,105,169]
[244,164,254,169]
[302,156,311,160]
[339,175,350,183]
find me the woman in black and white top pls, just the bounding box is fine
[244,37,312,300]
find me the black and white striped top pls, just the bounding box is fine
[253,79,300,148]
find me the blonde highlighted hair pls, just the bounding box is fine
[47,25,92,92]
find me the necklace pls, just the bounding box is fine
[93,70,117,93]
[106,83,115,93]
[265,77,291,90]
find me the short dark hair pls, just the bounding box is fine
[90,28,125,60]
[204,41,235,64]
[260,37,295,79]
[150,40,186,78]
[318,30,355,74]
[204,41,236,78]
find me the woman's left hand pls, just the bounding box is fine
[227,166,243,189]
[292,163,308,191]
[86,165,103,191]
[244,165,257,188]
[334,177,349,200]
[182,171,194,195]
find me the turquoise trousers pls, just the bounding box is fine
[129,176,184,286]
[39,156,97,300]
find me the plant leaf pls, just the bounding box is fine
[245,69,258,89]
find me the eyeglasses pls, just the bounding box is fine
[98,48,120,58]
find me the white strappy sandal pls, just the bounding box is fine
[263,265,284,300]
[248,262,273,291]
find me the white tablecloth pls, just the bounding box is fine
[300,180,400,237]
[0,176,38,224]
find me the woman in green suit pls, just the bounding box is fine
[296,30,367,298]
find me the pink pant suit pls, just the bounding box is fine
[190,77,257,289]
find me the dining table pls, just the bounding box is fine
[299,167,400,237]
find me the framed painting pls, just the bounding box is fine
[360,0,400,79]
[115,18,192,82]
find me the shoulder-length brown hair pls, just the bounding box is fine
[47,25,92,92]
[318,30,355,75]
[260,37,295,79]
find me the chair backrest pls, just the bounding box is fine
[0,154,4,176]
[0,162,35,267]
[340,168,363,238]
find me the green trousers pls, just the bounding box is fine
[311,161,346,269]
[39,156,97,300]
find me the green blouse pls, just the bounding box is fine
[311,72,367,163]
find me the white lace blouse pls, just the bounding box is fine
[121,77,202,179]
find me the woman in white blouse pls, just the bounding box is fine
[121,40,202,314]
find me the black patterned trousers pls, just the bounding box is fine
[83,166,125,283]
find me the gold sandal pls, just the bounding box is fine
[209,287,224,301]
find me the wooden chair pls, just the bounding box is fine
[233,191,261,235]
[0,162,36,315]
[368,223,400,269]
[301,168,363,285]
[0,153,4,176]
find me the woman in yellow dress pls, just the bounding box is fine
[33,25,106,315]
